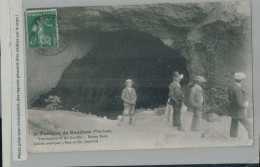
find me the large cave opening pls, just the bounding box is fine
[33,30,189,119]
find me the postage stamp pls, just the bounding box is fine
[25,9,58,48]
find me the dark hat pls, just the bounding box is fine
[172,71,180,78]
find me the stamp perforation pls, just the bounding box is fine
[25,8,59,49]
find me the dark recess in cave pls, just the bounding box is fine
[33,30,189,119]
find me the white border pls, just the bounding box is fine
[1,0,12,166]
[10,0,28,161]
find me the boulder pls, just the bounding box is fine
[207,113,220,122]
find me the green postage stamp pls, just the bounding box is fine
[26,9,58,48]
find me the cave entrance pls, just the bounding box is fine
[37,30,189,119]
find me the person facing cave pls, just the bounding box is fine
[228,72,253,139]
[118,79,137,125]
[190,76,206,131]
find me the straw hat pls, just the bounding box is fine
[125,79,134,84]
[195,76,206,82]
[234,72,246,80]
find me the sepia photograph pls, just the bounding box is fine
[25,1,253,153]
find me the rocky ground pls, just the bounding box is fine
[27,108,253,153]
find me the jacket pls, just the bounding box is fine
[121,87,137,106]
[168,81,184,106]
[228,83,248,118]
[190,84,205,110]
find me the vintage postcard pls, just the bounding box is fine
[22,1,253,153]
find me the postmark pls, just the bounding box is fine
[33,16,70,56]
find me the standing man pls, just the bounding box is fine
[119,79,137,125]
[190,76,206,131]
[168,71,184,131]
[228,72,253,139]
[164,74,184,125]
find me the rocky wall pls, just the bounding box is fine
[28,1,252,117]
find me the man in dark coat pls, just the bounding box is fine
[168,71,184,131]
[228,72,253,139]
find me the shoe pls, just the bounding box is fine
[191,129,199,132]
[129,120,134,125]
[178,126,184,131]
[117,121,122,126]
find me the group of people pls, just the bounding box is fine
[118,71,253,139]
[163,71,206,132]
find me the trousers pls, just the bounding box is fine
[191,108,202,131]
[230,117,253,139]
[164,99,174,124]
[123,104,135,116]
[172,101,183,130]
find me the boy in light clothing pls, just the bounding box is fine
[190,76,206,131]
[118,79,137,125]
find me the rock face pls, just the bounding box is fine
[29,1,252,119]
[32,30,189,118]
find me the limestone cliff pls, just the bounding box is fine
[28,1,252,118]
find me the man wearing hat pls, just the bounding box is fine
[119,79,137,125]
[190,76,206,131]
[228,72,253,139]
[164,74,184,125]
[168,71,184,131]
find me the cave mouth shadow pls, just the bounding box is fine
[33,30,190,119]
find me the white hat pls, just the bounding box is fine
[125,79,134,84]
[195,76,206,82]
[234,72,246,80]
